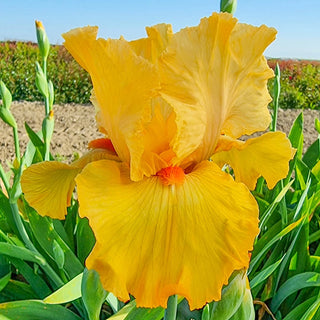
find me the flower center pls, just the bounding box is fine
[156,166,185,186]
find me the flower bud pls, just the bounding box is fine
[0,81,16,128]
[48,80,54,109]
[35,61,49,97]
[0,107,17,128]
[220,0,237,14]
[35,20,50,60]
[0,80,12,110]
[42,110,54,144]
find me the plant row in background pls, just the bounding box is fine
[1,41,320,109]
[0,41,92,104]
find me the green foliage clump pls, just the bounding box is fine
[268,59,320,110]
[0,41,92,104]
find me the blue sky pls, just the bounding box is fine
[1,0,319,59]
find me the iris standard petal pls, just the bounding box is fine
[63,27,159,181]
[159,12,276,166]
[211,132,295,190]
[75,159,259,309]
[21,149,119,219]
[130,23,173,64]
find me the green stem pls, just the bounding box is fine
[9,202,63,288]
[0,163,10,194]
[271,63,280,132]
[13,126,20,163]
[42,57,51,161]
[164,295,178,320]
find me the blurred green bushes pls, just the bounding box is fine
[1,41,320,108]
[0,41,92,104]
[268,59,320,110]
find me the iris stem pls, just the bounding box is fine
[13,126,20,163]
[164,295,178,320]
[42,57,51,161]
[0,163,10,194]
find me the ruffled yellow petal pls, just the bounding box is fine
[63,27,159,181]
[159,12,276,166]
[21,149,119,219]
[211,132,295,190]
[21,162,81,220]
[130,24,173,64]
[75,159,259,309]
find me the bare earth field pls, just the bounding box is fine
[0,101,319,169]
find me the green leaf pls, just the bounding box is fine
[24,122,44,148]
[106,292,120,313]
[0,242,45,265]
[111,300,165,320]
[315,118,320,134]
[108,301,137,320]
[249,216,305,273]
[0,273,11,292]
[53,240,65,269]
[0,300,82,320]
[81,269,107,320]
[283,296,316,320]
[24,204,83,278]
[44,273,83,304]
[271,272,320,312]
[302,138,320,169]
[250,257,283,289]
[9,257,51,299]
[76,217,95,265]
[288,112,303,159]
[0,280,37,302]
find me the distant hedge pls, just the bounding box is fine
[1,41,320,109]
[0,41,92,104]
[268,59,320,110]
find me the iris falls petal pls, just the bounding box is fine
[75,160,259,309]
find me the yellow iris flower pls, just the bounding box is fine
[21,12,294,309]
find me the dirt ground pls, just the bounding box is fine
[0,101,319,169]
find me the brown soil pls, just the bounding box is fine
[0,101,319,170]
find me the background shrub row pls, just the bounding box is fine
[1,41,320,108]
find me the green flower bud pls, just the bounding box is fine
[209,270,247,319]
[0,80,12,110]
[0,81,16,128]
[48,80,54,109]
[35,20,50,60]
[0,107,17,128]
[35,61,49,97]
[42,110,54,144]
[220,0,237,14]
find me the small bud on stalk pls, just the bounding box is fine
[35,20,50,60]
[48,80,54,110]
[35,62,49,98]
[0,81,17,128]
[220,0,237,14]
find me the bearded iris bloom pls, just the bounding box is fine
[21,12,294,309]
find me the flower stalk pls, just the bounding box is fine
[0,80,20,163]
[35,20,54,161]
[164,295,178,320]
